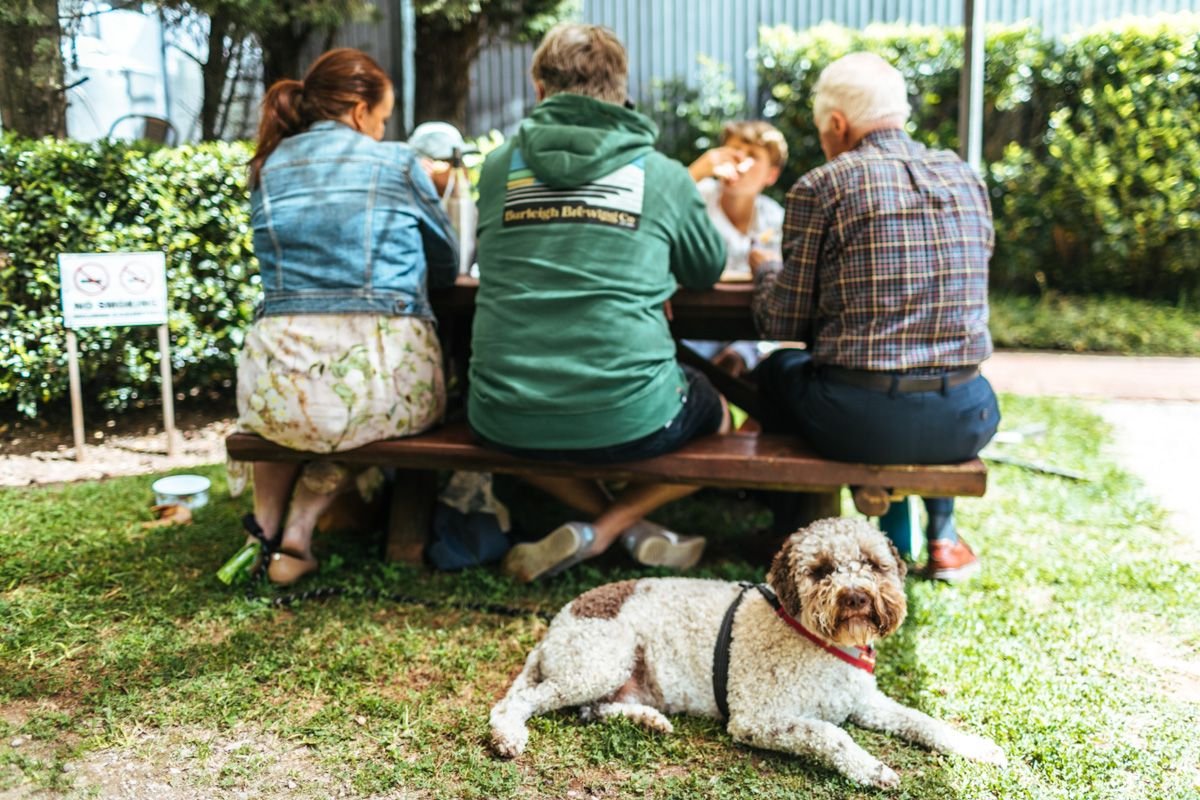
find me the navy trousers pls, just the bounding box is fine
[754,349,1000,531]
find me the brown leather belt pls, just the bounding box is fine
[820,365,980,393]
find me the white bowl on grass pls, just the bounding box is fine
[151,474,211,509]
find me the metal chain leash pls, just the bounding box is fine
[251,581,554,622]
[236,515,553,620]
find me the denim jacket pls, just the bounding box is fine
[251,120,459,319]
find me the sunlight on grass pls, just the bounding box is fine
[1,395,1199,798]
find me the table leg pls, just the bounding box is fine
[386,469,437,563]
[769,489,843,535]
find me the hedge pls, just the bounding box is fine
[655,13,1200,301]
[755,21,1059,194]
[0,137,258,417]
[990,17,1200,299]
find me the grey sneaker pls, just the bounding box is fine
[502,522,595,583]
[621,521,706,570]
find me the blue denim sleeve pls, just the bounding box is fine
[404,152,459,289]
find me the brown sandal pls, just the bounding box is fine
[267,549,319,585]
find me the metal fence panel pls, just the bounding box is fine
[457,0,1200,135]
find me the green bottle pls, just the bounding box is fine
[216,540,261,585]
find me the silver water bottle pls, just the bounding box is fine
[442,146,477,277]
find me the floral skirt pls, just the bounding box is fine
[235,313,445,453]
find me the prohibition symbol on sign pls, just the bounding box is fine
[120,261,154,294]
[74,262,109,295]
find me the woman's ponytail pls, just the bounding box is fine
[249,79,306,188]
[248,50,391,189]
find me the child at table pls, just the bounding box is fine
[685,120,787,375]
[688,120,787,277]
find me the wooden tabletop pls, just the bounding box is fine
[431,276,759,341]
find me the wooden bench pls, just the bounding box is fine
[225,422,986,562]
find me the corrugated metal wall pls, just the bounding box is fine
[466,0,1200,135]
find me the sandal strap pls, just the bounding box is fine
[273,546,315,562]
[242,514,276,553]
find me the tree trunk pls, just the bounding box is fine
[0,0,66,138]
[414,16,482,131]
[260,21,312,89]
[200,9,234,141]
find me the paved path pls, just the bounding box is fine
[1095,401,1200,543]
[983,351,1200,401]
[984,352,1200,541]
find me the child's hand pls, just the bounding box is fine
[748,247,777,272]
[421,157,451,194]
[688,147,745,183]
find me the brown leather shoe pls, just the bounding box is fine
[925,537,981,582]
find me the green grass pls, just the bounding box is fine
[2,395,1199,798]
[990,292,1200,355]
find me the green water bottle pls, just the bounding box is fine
[216,540,261,585]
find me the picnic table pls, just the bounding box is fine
[226,276,987,562]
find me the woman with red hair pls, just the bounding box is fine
[234,48,458,584]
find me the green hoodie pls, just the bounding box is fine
[468,94,726,449]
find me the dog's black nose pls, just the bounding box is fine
[839,590,870,611]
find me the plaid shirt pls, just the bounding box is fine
[753,129,993,373]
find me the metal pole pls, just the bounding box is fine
[157,323,178,456]
[959,0,985,171]
[66,329,86,462]
[158,7,172,127]
[401,0,416,137]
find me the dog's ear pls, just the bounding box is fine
[885,538,908,581]
[767,532,804,618]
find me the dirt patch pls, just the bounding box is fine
[0,399,235,487]
[1,723,430,800]
[1155,651,1200,705]
[1120,625,1200,706]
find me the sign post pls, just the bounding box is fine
[59,252,175,462]
[157,322,177,455]
[65,329,87,461]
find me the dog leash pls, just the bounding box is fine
[226,514,554,620]
[241,572,555,621]
[252,581,555,621]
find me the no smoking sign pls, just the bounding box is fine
[59,252,168,329]
[120,261,155,294]
[57,250,179,461]
[73,262,110,295]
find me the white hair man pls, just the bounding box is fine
[750,52,1000,581]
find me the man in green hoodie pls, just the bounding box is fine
[469,22,729,582]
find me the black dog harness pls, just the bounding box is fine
[711,582,877,719]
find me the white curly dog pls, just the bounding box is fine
[490,517,1007,789]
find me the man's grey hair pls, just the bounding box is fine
[531,22,628,105]
[812,52,911,132]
